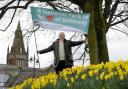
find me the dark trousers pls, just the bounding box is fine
[55,60,72,74]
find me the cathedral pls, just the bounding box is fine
[7,22,28,67]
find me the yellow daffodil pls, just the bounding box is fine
[81,74,86,80]
[67,83,71,87]
[100,72,105,80]
[10,60,128,89]
[89,70,93,77]
[75,75,79,79]
[71,77,75,83]
[120,75,124,80]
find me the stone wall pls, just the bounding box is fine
[0,64,54,87]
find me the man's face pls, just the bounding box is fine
[59,32,65,40]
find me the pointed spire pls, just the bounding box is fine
[11,21,26,54]
[7,45,9,53]
[7,21,28,67]
[15,21,22,36]
[17,21,21,31]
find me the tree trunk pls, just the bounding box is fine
[83,0,99,64]
[82,0,109,64]
[93,0,109,63]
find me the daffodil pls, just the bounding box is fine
[67,83,71,87]
[75,75,79,79]
[100,72,105,80]
[119,75,124,80]
[71,77,75,83]
[89,70,93,77]
[81,74,86,80]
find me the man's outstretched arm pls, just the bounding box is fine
[38,44,54,54]
[71,34,88,47]
[70,40,85,47]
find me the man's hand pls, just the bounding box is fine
[84,34,88,38]
[83,34,88,43]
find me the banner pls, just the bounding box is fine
[31,7,90,34]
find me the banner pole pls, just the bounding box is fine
[33,26,40,68]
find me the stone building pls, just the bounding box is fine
[7,22,28,67]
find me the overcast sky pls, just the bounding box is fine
[0,1,128,68]
[0,19,128,68]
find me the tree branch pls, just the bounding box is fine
[110,27,128,36]
[103,0,112,22]
[0,0,15,10]
[109,17,128,27]
[0,0,33,19]
[70,33,77,40]
[46,1,58,10]
[0,0,21,31]
[73,50,85,62]
[111,8,126,23]
[119,1,128,4]
[107,0,120,25]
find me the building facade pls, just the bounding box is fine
[7,22,28,67]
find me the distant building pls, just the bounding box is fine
[7,22,28,67]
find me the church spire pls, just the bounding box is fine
[7,21,28,67]
[11,21,26,54]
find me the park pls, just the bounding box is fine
[0,0,128,89]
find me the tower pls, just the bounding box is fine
[7,22,28,67]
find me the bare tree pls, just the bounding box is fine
[1,0,127,31]
[0,0,128,64]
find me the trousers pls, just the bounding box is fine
[55,60,72,74]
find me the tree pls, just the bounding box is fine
[0,0,128,64]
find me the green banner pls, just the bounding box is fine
[31,7,90,33]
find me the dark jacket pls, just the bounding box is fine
[39,39,84,68]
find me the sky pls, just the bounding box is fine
[0,19,128,68]
[0,1,128,68]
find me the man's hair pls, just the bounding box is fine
[59,32,65,39]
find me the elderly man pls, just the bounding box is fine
[38,32,85,74]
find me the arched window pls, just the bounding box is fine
[20,48,22,53]
[18,59,24,67]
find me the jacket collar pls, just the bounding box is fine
[57,39,66,41]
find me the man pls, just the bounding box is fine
[38,32,85,74]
